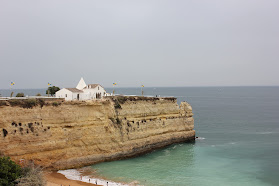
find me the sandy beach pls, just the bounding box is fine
[45,172,100,186]
[57,169,131,186]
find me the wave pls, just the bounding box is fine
[210,142,236,148]
[255,132,275,135]
[58,169,133,186]
[239,131,278,135]
[195,137,205,140]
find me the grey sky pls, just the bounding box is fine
[0,0,278,89]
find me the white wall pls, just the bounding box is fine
[55,88,80,101]
[56,85,108,101]
[82,85,107,100]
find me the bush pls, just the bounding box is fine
[8,100,23,107]
[0,101,8,106]
[22,99,37,109]
[117,96,127,104]
[37,99,45,108]
[7,98,62,109]
[0,156,22,186]
[52,102,60,107]
[16,163,45,186]
[16,93,25,97]
[8,99,38,109]
[36,93,41,96]
[114,102,121,109]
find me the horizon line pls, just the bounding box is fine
[0,85,279,90]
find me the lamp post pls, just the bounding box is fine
[10,81,15,97]
[47,83,51,97]
[113,83,116,95]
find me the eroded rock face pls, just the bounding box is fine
[0,97,194,170]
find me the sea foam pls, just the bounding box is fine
[58,169,133,186]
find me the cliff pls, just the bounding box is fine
[0,97,195,170]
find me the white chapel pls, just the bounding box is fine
[56,78,109,101]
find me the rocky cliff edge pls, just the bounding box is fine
[0,96,195,170]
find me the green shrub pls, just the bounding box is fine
[162,97,177,101]
[52,102,60,107]
[0,101,8,106]
[16,93,25,97]
[36,93,41,96]
[0,156,22,186]
[114,102,121,109]
[8,99,40,109]
[117,96,127,104]
[37,99,45,108]
[22,99,37,109]
[8,100,23,107]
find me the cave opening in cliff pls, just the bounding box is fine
[3,129,8,137]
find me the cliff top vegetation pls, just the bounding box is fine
[110,96,177,109]
[0,99,63,109]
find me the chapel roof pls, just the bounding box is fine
[65,88,84,93]
[87,84,103,89]
[76,77,87,90]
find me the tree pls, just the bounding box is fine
[46,86,60,96]
[16,93,25,97]
[0,156,22,186]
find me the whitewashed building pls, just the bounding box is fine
[56,78,109,101]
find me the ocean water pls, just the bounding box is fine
[91,87,279,186]
[1,87,279,185]
[0,89,48,97]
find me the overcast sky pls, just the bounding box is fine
[0,0,278,89]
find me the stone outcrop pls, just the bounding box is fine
[0,97,194,170]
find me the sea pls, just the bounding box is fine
[1,87,279,186]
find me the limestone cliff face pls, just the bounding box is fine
[0,97,194,170]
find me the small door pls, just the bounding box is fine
[77,94,80,100]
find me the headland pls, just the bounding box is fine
[0,96,194,170]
